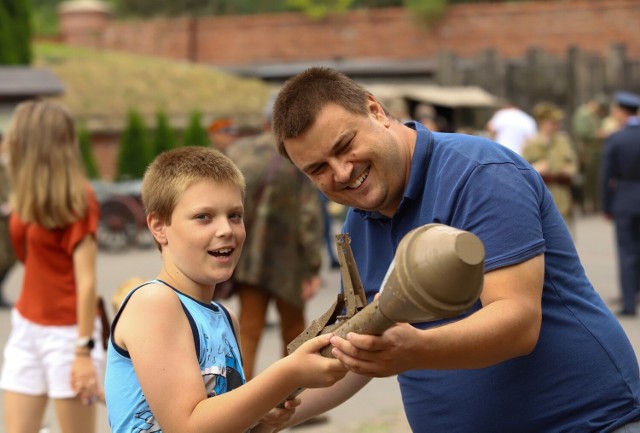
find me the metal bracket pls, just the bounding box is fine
[286,233,367,355]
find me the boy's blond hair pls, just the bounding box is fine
[141,146,245,250]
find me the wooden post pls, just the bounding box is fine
[606,43,627,91]
[474,48,503,98]
[436,51,459,86]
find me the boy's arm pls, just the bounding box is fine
[277,372,371,430]
[118,283,210,431]
[117,283,348,433]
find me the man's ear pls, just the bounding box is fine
[147,213,168,246]
[367,95,391,127]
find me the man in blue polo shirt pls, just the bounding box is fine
[271,67,640,432]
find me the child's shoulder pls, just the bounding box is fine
[122,280,181,316]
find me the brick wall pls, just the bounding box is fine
[59,0,640,66]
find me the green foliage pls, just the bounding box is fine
[287,0,353,20]
[0,0,32,64]
[116,109,152,180]
[30,0,59,36]
[152,111,177,156]
[351,0,401,6]
[114,0,291,17]
[0,5,15,63]
[100,0,501,21]
[112,0,407,18]
[78,123,100,179]
[29,0,526,24]
[405,0,448,25]
[182,110,210,147]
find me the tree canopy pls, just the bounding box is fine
[0,0,32,64]
[28,0,526,35]
[116,109,152,181]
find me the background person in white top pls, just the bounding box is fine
[487,102,538,155]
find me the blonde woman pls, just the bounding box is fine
[0,100,102,433]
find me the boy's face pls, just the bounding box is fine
[158,179,245,289]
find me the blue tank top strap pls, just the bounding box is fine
[214,300,243,366]
[154,279,207,357]
[110,279,200,358]
[109,280,159,351]
[152,280,241,365]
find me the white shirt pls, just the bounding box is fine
[488,107,537,155]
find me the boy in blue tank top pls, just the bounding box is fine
[104,146,347,433]
[271,67,640,432]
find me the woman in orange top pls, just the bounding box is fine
[0,100,102,433]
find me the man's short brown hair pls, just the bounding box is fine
[272,67,371,159]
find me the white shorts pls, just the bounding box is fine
[0,308,104,399]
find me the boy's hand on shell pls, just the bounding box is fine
[293,333,348,388]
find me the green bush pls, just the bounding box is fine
[0,0,32,64]
[182,110,210,147]
[78,123,100,179]
[152,111,177,156]
[116,109,152,180]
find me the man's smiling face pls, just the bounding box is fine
[283,98,410,217]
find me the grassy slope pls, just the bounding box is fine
[34,42,274,130]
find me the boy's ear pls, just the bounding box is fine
[147,213,168,246]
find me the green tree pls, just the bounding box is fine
[30,0,62,36]
[152,111,177,157]
[115,0,291,17]
[116,109,152,180]
[78,123,100,179]
[0,0,32,64]
[182,110,210,147]
[111,0,463,18]
[287,0,353,20]
[0,4,16,63]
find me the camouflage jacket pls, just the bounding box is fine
[226,132,323,307]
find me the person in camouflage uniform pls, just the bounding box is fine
[571,97,607,213]
[523,102,579,233]
[226,103,324,381]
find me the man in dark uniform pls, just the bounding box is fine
[602,90,640,317]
